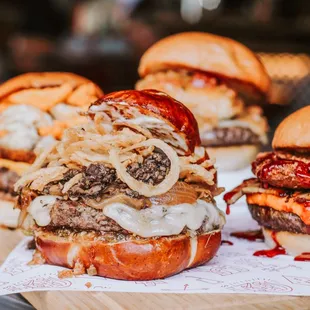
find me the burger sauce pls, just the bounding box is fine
[230,230,264,242]
[294,253,310,262]
[221,240,233,246]
[256,156,310,188]
[253,231,286,258]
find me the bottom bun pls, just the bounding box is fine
[206,145,260,171]
[0,199,19,228]
[263,228,310,256]
[35,229,221,280]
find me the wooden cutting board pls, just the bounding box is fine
[1,229,309,310]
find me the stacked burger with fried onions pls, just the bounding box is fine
[0,72,103,228]
[15,89,225,280]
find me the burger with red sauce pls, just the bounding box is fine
[15,89,225,280]
[136,32,270,171]
[224,106,310,257]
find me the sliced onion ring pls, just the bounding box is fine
[109,139,180,197]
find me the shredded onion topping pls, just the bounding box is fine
[15,115,218,199]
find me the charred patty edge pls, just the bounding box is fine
[248,204,310,235]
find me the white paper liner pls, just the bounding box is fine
[0,203,310,296]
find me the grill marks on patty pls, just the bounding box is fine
[44,151,171,200]
[0,167,19,195]
[249,204,310,235]
[201,127,260,147]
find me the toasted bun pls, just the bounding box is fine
[272,105,310,150]
[89,89,201,155]
[0,199,19,228]
[0,72,103,102]
[35,229,221,280]
[263,228,310,256]
[206,145,260,171]
[138,32,270,103]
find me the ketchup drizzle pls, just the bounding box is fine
[223,191,235,215]
[230,230,264,242]
[221,240,233,246]
[294,252,310,262]
[255,153,310,188]
[253,231,286,258]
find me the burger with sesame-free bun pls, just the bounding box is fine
[224,106,310,257]
[0,72,103,228]
[136,32,270,171]
[16,89,225,280]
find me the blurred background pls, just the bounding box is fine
[0,0,310,132]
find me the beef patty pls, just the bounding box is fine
[201,127,260,147]
[0,167,19,195]
[44,151,171,199]
[50,200,127,233]
[248,204,310,235]
[49,199,207,235]
[252,152,310,189]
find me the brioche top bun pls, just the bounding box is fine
[89,89,201,155]
[0,72,102,101]
[272,105,310,150]
[138,32,270,103]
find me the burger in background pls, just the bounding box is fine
[0,72,103,228]
[224,106,310,258]
[136,32,270,171]
[15,89,225,280]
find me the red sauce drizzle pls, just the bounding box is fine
[221,240,233,246]
[223,191,236,215]
[255,153,310,188]
[294,252,310,262]
[231,230,264,242]
[253,231,286,258]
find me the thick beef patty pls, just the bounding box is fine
[252,152,310,189]
[201,127,260,147]
[50,200,127,233]
[44,151,171,199]
[248,204,310,235]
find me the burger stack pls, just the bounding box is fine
[0,72,102,228]
[136,32,270,171]
[225,106,310,257]
[15,89,225,280]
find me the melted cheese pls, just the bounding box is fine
[28,197,225,237]
[28,195,59,226]
[0,200,19,228]
[103,199,225,237]
[247,193,310,225]
[0,104,53,150]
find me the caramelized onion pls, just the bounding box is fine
[150,182,197,205]
[83,194,150,210]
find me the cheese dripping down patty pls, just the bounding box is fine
[27,196,225,238]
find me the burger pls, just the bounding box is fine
[15,89,225,280]
[224,105,310,256]
[0,72,103,228]
[136,32,270,171]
